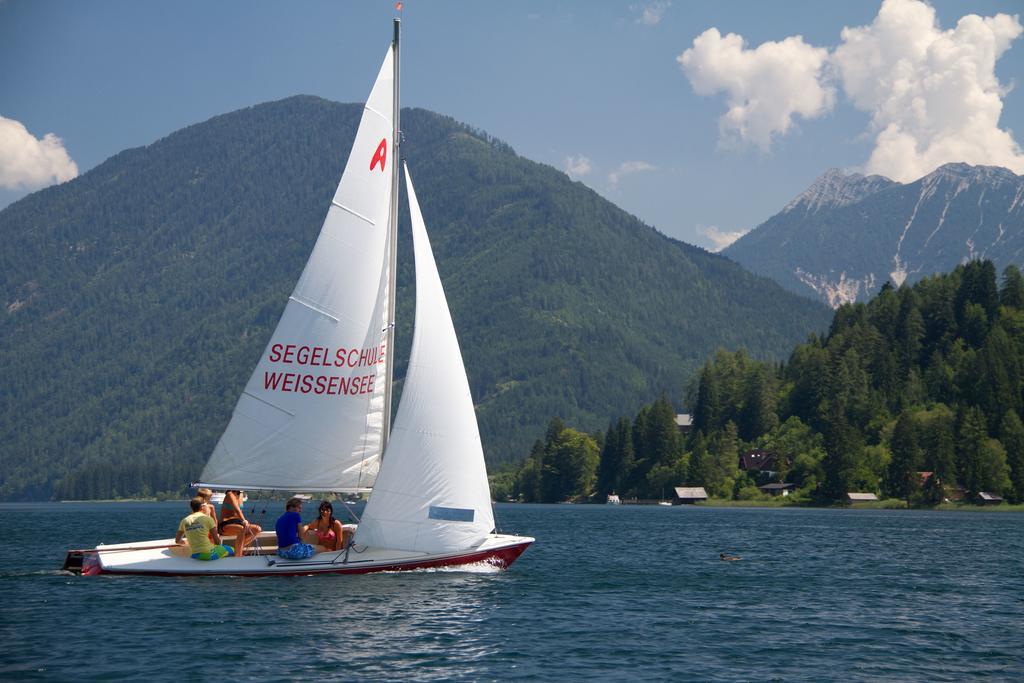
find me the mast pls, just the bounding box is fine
[381,17,400,455]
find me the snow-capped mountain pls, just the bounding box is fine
[724,163,1024,307]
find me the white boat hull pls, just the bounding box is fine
[65,532,533,577]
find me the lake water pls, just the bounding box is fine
[0,502,1021,681]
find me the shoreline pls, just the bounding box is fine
[688,499,1024,512]
[507,498,1024,512]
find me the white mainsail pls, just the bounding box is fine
[355,165,495,553]
[198,47,396,492]
[66,22,534,579]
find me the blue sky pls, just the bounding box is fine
[2,0,1022,250]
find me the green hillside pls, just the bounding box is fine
[680,260,1024,504]
[502,261,1024,506]
[0,96,830,500]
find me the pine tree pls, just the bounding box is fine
[924,350,954,403]
[517,439,545,503]
[961,302,989,349]
[691,364,721,438]
[707,421,740,497]
[545,417,567,446]
[925,411,958,484]
[1000,410,1024,503]
[596,422,619,498]
[979,260,1000,320]
[975,439,1012,497]
[957,260,999,327]
[628,405,652,493]
[596,417,635,497]
[785,342,828,429]
[687,433,710,488]
[922,275,958,354]
[897,290,925,375]
[1000,264,1024,309]
[820,404,864,501]
[976,326,1022,430]
[886,412,922,506]
[957,407,989,495]
[739,366,779,441]
[646,394,682,470]
[870,283,900,341]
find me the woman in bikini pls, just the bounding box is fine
[218,490,262,557]
[304,501,347,552]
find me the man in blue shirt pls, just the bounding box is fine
[275,498,315,560]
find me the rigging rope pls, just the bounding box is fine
[246,493,270,560]
[340,498,362,524]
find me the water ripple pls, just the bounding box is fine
[1,503,1023,680]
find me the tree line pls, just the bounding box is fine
[492,261,1024,505]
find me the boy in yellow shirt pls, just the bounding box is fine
[176,496,235,560]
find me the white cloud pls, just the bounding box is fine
[608,160,655,187]
[565,155,593,179]
[832,0,1024,181]
[634,1,670,27]
[0,116,78,190]
[678,28,834,151]
[679,0,1024,180]
[698,224,749,252]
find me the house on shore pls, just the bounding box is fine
[739,449,776,472]
[673,487,707,504]
[759,482,796,497]
[847,492,878,502]
[976,491,1004,505]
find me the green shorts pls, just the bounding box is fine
[191,545,234,561]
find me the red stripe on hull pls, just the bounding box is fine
[92,540,532,578]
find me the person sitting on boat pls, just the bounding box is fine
[304,500,348,551]
[175,496,234,561]
[218,489,261,557]
[276,497,315,560]
[196,487,217,522]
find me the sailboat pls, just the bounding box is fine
[63,21,533,576]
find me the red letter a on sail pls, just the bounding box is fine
[370,138,387,172]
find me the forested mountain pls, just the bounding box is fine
[504,261,1024,505]
[725,164,1024,307]
[0,96,830,500]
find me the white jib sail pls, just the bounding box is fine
[198,47,395,492]
[355,165,495,553]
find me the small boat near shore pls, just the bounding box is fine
[64,19,532,577]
